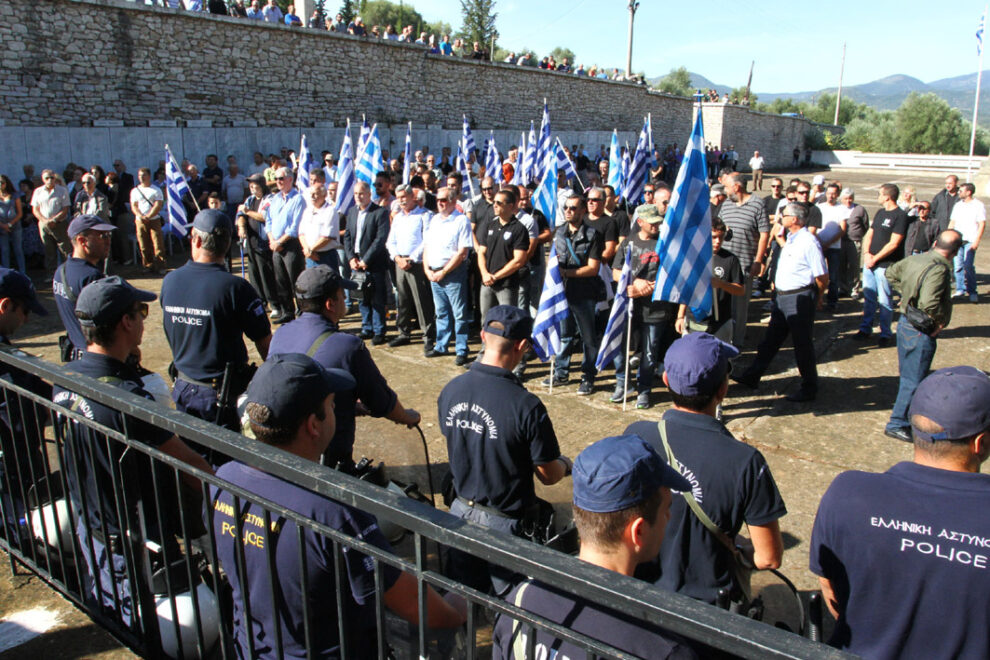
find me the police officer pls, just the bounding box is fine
[53,214,115,361]
[161,209,271,439]
[53,276,212,626]
[437,305,572,595]
[268,266,420,469]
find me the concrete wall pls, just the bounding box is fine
[0,0,819,179]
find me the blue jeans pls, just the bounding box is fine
[0,222,25,273]
[954,241,977,295]
[358,270,389,335]
[431,265,469,356]
[556,297,599,381]
[860,265,893,338]
[887,321,937,431]
[305,248,339,270]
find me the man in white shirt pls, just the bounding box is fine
[221,163,248,213]
[948,182,985,303]
[386,185,434,351]
[748,150,765,191]
[423,187,472,362]
[298,182,339,270]
[128,167,166,274]
[31,169,72,272]
[816,183,850,311]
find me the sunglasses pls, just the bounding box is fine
[275,176,286,181]
[771,184,782,188]
[796,190,809,195]
[564,206,580,211]
[588,197,604,202]
[481,187,495,192]
[134,302,149,319]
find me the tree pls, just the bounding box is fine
[728,86,756,105]
[550,46,576,65]
[655,66,692,97]
[459,0,497,49]
[895,92,970,154]
[338,0,356,22]
[359,0,427,31]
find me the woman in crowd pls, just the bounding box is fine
[0,175,26,273]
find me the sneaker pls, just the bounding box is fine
[951,291,967,299]
[358,330,374,340]
[609,382,626,403]
[970,293,979,303]
[372,335,387,346]
[455,354,469,367]
[636,391,651,409]
[576,380,594,395]
[541,375,569,387]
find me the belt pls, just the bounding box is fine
[177,371,221,389]
[776,285,816,296]
[89,527,124,555]
[456,496,520,520]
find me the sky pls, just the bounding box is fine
[404,0,988,92]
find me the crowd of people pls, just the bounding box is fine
[0,134,987,658]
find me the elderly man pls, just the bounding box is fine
[733,203,828,402]
[298,179,339,270]
[73,173,110,222]
[748,150,765,191]
[840,188,869,298]
[265,166,306,323]
[423,186,473,363]
[221,162,247,214]
[719,173,770,347]
[386,184,434,351]
[343,181,391,344]
[31,169,72,272]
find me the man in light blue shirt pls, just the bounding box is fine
[423,187,473,362]
[733,203,828,403]
[245,0,263,19]
[261,0,282,22]
[386,185,434,351]
[265,167,306,322]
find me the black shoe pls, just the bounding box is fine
[455,354,468,366]
[884,426,912,443]
[541,375,569,387]
[576,380,594,395]
[372,335,387,346]
[877,336,891,348]
[851,330,871,341]
[785,389,816,403]
[423,344,435,356]
[731,372,759,390]
[358,330,374,340]
[424,349,447,358]
[388,335,411,347]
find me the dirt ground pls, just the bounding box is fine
[1,168,988,657]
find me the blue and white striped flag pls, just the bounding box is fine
[647,114,657,169]
[462,115,476,164]
[531,245,569,361]
[523,120,537,185]
[402,123,412,185]
[595,248,632,372]
[164,146,190,237]
[182,0,202,10]
[456,139,473,197]
[979,10,986,55]
[512,132,526,186]
[532,151,558,229]
[484,131,500,181]
[357,117,371,157]
[620,145,631,195]
[622,117,650,204]
[333,128,357,220]
[355,123,382,185]
[653,106,713,319]
[554,139,581,184]
[607,129,622,190]
[296,133,315,195]
[533,100,551,184]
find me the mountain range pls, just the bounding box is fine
[657,71,990,126]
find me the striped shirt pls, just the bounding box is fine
[719,194,770,270]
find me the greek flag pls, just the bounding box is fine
[333,129,356,220]
[523,120,537,185]
[182,0,202,9]
[622,117,650,204]
[462,115,476,164]
[620,145,631,195]
[355,123,382,185]
[484,131,500,181]
[512,132,526,185]
[647,114,657,169]
[531,245,569,361]
[533,100,551,184]
[595,248,631,372]
[980,10,986,55]
[402,123,412,185]
[554,139,580,184]
[653,106,713,319]
[607,129,622,190]
[164,146,190,237]
[296,134,315,195]
[532,151,558,228]
[357,117,371,157]
[456,139,473,197]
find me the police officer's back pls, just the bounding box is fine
[161,209,271,434]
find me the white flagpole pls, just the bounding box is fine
[549,356,555,394]
[622,299,633,412]
[969,5,988,182]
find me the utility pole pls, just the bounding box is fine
[626,1,640,80]
[834,42,846,125]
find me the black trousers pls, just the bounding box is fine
[273,238,305,314]
[244,238,278,309]
[394,263,436,343]
[745,289,818,394]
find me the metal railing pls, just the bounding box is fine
[0,346,850,659]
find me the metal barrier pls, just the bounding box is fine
[0,347,851,659]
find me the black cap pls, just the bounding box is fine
[246,354,356,429]
[295,266,357,300]
[0,268,46,316]
[68,214,116,239]
[482,305,533,340]
[75,276,156,327]
[192,209,231,233]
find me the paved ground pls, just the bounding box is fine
[1,168,987,656]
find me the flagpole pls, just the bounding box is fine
[621,299,632,412]
[549,356,555,395]
[968,6,987,182]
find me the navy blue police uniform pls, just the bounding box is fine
[53,257,104,358]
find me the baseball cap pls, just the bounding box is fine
[482,305,533,340]
[75,276,156,327]
[812,174,826,186]
[192,208,231,233]
[246,354,356,429]
[664,332,739,396]
[633,203,663,224]
[839,187,854,199]
[0,268,47,316]
[68,214,116,239]
[295,265,357,300]
[909,366,990,442]
[246,173,266,187]
[573,435,691,512]
[710,184,726,196]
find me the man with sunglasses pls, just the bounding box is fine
[53,215,115,362]
[476,188,529,323]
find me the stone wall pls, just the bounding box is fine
[0,0,817,178]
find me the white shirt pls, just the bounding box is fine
[31,185,70,220]
[129,184,163,217]
[749,156,765,170]
[816,201,850,248]
[424,211,472,269]
[386,207,431,262]
[247,162,267,176]
[299,201,338,251]
[775,227,827,291]
[221,174,248,205]
[950,198,987,243]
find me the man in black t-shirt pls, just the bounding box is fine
[476,188,529,322]
[677,217,744,342]
[854,183,908,346]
